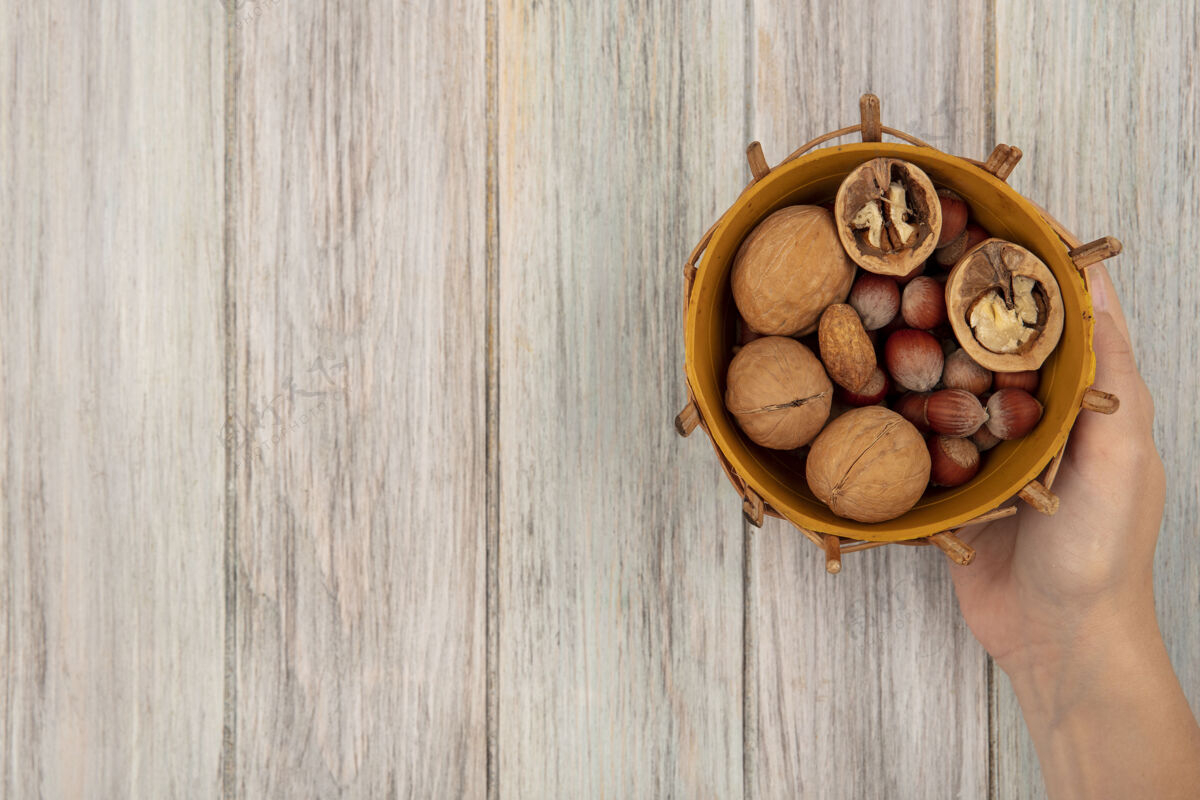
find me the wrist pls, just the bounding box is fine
[1002,593,1159,719]
[1001,599,1200,799]
[998,570,1157,682]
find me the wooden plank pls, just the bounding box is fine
[993,3,1200,796]
[0,2,226,797]
[497,2,747,796]
[232,3,487,796]
[749,4,993,797]
[749,4,992,163]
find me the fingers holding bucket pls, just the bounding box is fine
[1080,265,1156,435]
[1087,264,1132,346]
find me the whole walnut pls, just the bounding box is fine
[805,406,930,523]
[725,337,832,450]
[731,206,856,336]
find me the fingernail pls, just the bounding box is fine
[1087,266,1110,312]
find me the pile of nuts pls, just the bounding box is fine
[726,157,1063,523]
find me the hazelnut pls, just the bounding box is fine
[818,304,877,392]
[838,366,890,406]
[992,369,1039,393]
[925,389,989,437]
[971,426,1003,452]
[731,206,856,336]
[935,222,990,267]
[884,329,944,392]
[946,239,1065,372]
[848,273,900,330]
[928,435,982,487]
[806,406,931,523]
[900,276,948,330]
[724,337,833,449]
[935,189,969,248]
[984,388,1043,440]
[892,392,930,431]
[942,349,993,395]
[896,261,927,286]
[834,158,942,277]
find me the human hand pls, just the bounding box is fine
[947,264,1200,799]
[949,264,1164,678]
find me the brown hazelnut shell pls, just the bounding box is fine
[985,387,1044,440]
[942,349,993,395]
[901,275,948,330]
[934,223,989,268]
[893,392,931,431]
[834,158,942,277]
[848,273,900,331]
[724,337,833,449]
[928,435,981,487]
[991,369,1039,393]
[925,389,988,437]
[884,329,944,392]
[935,189,969,248]
[971,426,1003,452]
[837,366,890,406]
[805,406,931,523]
[731,206,856,336]
[945,239,1065,372]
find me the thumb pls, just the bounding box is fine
[1087,264,1133,344]
[1079,265,1153,434]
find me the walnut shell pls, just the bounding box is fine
[731,206,856,336]
[805,406,931,523]
[945,239,1064,372]
[834,158,942,277]
[725,337,833,450]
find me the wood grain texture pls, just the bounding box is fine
[497,2,747,796]
[232,2,487,796]
[748,4,993,797]
[12,4,1198,798]
[993,2,1200,796]
[0,2,226,797]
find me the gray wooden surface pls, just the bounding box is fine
[496,3,746,797]
[2,1,1197,798]
[1,2,227,797]
[232,1,487,796]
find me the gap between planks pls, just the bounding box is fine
[743,523,758,799]
[982,3,999,796]
[485,0,501,797]
[221,2,239,798]
[742,3,757,796]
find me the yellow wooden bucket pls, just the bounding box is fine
[675,96,1123,570]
